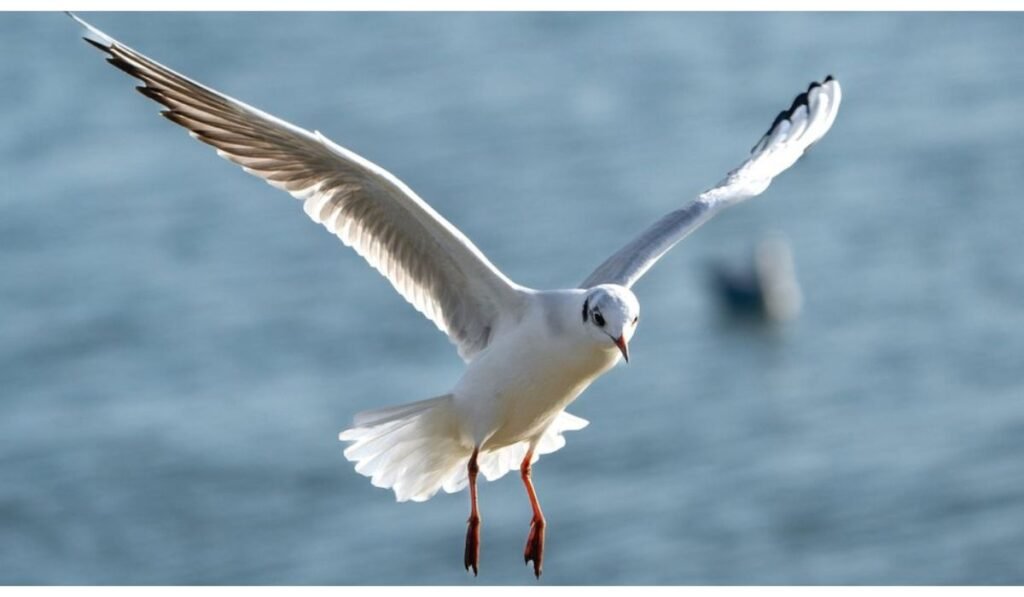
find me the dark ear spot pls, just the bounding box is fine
[582,298,589,323]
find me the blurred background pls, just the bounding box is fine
[2,11,1023,585]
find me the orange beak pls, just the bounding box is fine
[614,335,630,363]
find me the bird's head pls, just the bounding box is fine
[581,284,640,363]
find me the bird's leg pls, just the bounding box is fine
[464,447,481,576]
[520,450,545,579]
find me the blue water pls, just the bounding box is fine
[2,12,1024,585]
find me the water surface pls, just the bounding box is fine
[1,12,1023,584]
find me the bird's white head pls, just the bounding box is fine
[581,284,640,362]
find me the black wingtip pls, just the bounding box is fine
[765,109,789,135]
[137,85,163,103]
[68,12,117,57]
[752,76,834,155]
[751,108,788,153]
[788,90,810,113]
[82,35,111,54]
[768,109,788,131]
[105,55,138,78]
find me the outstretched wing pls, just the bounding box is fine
[71,14,527,362]
[580,76,841,289]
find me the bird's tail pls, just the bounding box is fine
[339,394,467,503]
[339,395,589,503]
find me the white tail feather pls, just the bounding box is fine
[340,397,589,502]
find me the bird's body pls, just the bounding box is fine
[341,285,634,503]
[69,12,841,578]
[463,347,598,453]
[453,288,619,450]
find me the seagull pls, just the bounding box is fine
[70,13,841,579]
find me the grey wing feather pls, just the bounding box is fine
[581,76,842,289]
[71,14,526,361]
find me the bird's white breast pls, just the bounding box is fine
[451,291,620,450]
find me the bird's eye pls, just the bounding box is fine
[593,311,605,327]
[633,316,639,325]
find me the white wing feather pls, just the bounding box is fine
[581,76,841,289]
[71,14,526,361]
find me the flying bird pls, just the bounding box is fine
[70,13,841,579]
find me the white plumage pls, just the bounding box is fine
[340,396,587,502]
[71,13,841,576]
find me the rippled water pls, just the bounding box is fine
[2,12,1023,585]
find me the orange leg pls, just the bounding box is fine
[521,450,545,579]
[464,447,481,576]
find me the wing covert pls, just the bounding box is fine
[71,14,526,361]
